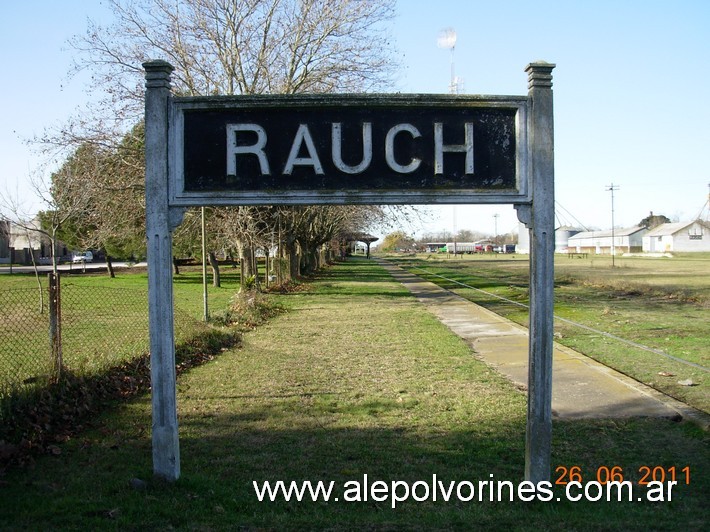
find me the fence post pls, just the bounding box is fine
[48,272,62,381]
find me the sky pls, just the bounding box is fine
[2,0,709,240]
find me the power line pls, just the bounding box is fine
[554,201,589,231]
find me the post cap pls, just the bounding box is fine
[525,61,556,89]
[144,60,174,89]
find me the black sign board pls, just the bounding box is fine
[169,94,529,205]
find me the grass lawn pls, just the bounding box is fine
[389,253,710,414]
[0,264,242,394]
[0,259,707,529]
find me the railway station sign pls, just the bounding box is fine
[169,94,529,206]
[145,60,556,485]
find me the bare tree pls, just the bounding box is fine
[66,0,397,128]
[1,159,93,278]
[41,0,399,289]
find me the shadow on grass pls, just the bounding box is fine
[274,259,417,299]
[2,401,707,530]
[313,258,400,284]
[172,271,242,286]
[0,326,241,471]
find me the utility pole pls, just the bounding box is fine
[606,183,619,267]
[493,213,499,245]
[453,206,458,257]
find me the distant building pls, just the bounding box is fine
[342,232,378,258]
[424,242,447,253]
[567,226,647,255]
[0,217,68,265]
[516,223,582,254]
[517,222,530,254]
[642,220,710,253]
[555,226,582,253]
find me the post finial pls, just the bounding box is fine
[144,60,175,90]
[525,61,555,90]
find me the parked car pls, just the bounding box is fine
[72,251,93,264]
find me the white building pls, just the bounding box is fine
[0,217,69,265]
[516,223,582,254]
[555,226,582,253]
[567,226,647,255]
[642,220,710,253]
[516,222,530,254]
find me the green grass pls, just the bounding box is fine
[0,259,707,529]
[0,264,243,395]
[389,253,710,414]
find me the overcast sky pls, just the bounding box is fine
[2,1,709,238]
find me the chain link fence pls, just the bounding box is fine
[0,287,54,394]
[0,274,199,403]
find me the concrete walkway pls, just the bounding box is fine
[381,260,706,425]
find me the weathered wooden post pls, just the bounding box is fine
[48,272,62,381]
[144,60,180,481]
[523,62,556,483]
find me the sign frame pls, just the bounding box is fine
[144,60,556,486]
[168,93,530,206]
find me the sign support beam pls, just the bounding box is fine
[523,62,556,483]
[144,60,180,481]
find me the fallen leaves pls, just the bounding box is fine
[1,328,240,473]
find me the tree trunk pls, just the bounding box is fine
[173,256,180,275]
[264,247,270,287]
[300,243,320,275]
[208,251,221,287]
[312,247,321,272]
[238,241,256,289]
[252,248,260,290]
[300,242,309,274]
[286,239,299,280]
[105,253,116,278]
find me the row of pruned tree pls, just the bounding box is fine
[19,0,406,285]
[47,122,396,284]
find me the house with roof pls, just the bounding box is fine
[0,217,70,265]
[567,226,647,255]
[0,217,44,264]
[642,220,710,253]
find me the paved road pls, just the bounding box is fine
[0,262,144,274]
[379,259,709,427]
